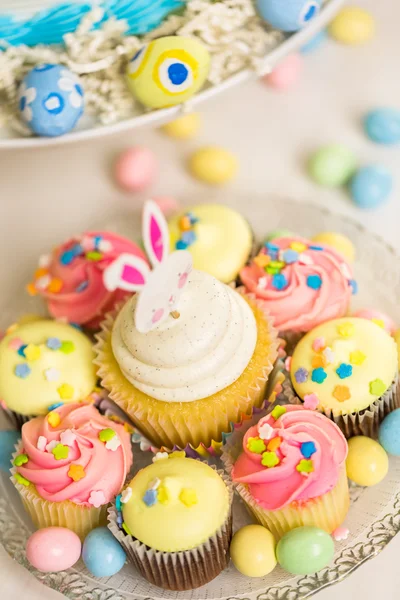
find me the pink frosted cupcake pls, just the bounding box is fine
[27,232,147,329]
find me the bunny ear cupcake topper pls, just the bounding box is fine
[103,200,193,333]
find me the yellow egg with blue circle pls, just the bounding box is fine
[126,36,210,109]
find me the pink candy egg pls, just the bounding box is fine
[115,147,157,192]
[153,195,180,216]
[26,527,82,573]
[264,53,304,90]
[353,309,396,335]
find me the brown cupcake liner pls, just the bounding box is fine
[278,330,306,355]
[107,467,233,591]
[282,372,400,439]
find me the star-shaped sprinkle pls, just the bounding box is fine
[337,322,355,338]
[272,274,288,290]
[257,276,269,289]
[98,239,113,253]
[15,364,31,379]
[68,464,86,481]
[322,347,335,365]
[261,451,280,468]
[258,422,274,440]
[51,444,69,460]
[254,253,270,268]
[143,489,158,507]
[60,429,76,447]
[37,436,47,451]
[13,454,28,467]
[290,241,307,253]
[121,487,133,504]
[333,385,351,402]
[98,428,116,442]
[44,368,60,382]
[307,275,322,290]
[179,488,198,507]
[312,337,325,352]
[46,337,62,350]
[158,485,171,505]
[332,526,349,541]
[350,350,366,365]
[312,355,326,369]
[106,436,121,451]
[89,490,106,508]
[271,405,286,420]
[57,383,74,400]
[304,393,319,410]
[282,249,299,264]
[267,436,281,452]
[369,379,387,396]
[15,473,30,487]
[296,459,314,474]
[8,337,24,351]
[153,451,169,462]
[294,368,308,384]
[311,368,327,384]
[300,442,316,459]
[45,440,58,453]
[60,341,75,354]
[48,278,63,293]
[284,356,292,371]
[336,363,353,379]
[247,437,267,454]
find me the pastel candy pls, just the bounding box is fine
[114,147,157,192]
[82,527,126,577]
[308,145,357,187]
[230,525,277,577]
[264,54,304,90]
[346,436,388,486]
[26,527,81,573]
[329,7,375,45]
[350,166,393,209]
[379,410,400,456]
[276,526,334,575]
[364,108,400,145]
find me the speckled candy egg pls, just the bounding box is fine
[82,527,126,577]
[379,409,400,456]
[350,166,393,209]
[256,0,323,32]
[126,36,210,109]
[346,436,389,486]
[26,527,81,572]
[364,108,400,145]
[230,525,277,577]
[308,144,357,187]
[18,64,84,137]
[276,527,334,575]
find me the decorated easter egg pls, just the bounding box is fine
[276,527,334,575]
[329,7,375,45]
[364,108,400,145]
[114,147,157,192]
[301,29,327,54]
[350,166,393,209]
[126,37,210,109]
[0,430,21,473]
[312,232,355,262]
[82,527,126,577]
[264,54,304,90]
[161,113,201,139]
[18,64,84,137]
[308,145,357,187]
[379,409,400,456]
[230,525,277,577]
[352,309,396,335]
[26,527,81,573]
[346,436,388,486]
[256,0,322,32]
[189,146,238,185]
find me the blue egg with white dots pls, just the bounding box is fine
[379,409,400,456]
[0,430,21,473]
[82,527,126,577]
[350,166,393,209]
[256,0,323,32]
[364,108,400,145]
[18,64,84,137]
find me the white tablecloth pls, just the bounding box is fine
[0,0,399,597]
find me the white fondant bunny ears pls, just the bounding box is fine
[103,200,193,333]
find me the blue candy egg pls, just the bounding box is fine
[0,430,21,473]
[364,108,400,145]
[301,29,327,53]
[379,409,400,456]
[256,0,323,32]
[18,64,84,137]
[82,527,126,577]
[350,166,393,209]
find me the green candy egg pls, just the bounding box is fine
[276,527,334,575]
[308,144,357,187]
[264,229,294,243]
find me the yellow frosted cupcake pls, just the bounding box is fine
[0,320,97,428]
[108,455,232,591]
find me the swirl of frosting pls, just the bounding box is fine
[112,269,257,402]
[28,231,147,329]
[16,403,133,506]
[232,405,347,510]
[240,236,354,332]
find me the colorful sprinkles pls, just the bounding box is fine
[175,212,199,250]
[336,363,353,379]
[294,368,308,384]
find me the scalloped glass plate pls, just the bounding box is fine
[1,197,400,600]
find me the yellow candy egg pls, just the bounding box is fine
[161,113,201,139]
[346,436,389,486]
[230,525,277,577]
[126,37,210,109]
[394,330,400,370]
[311,232,355,262]
[189,146,238,185]
[329,7,375,45]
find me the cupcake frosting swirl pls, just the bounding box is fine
[240,236,355,332]
[111,269,257,402]
[28,231,147,328]
[16,403,133,506]
[232,405,347,510]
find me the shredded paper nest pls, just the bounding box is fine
[0,0,284,136]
